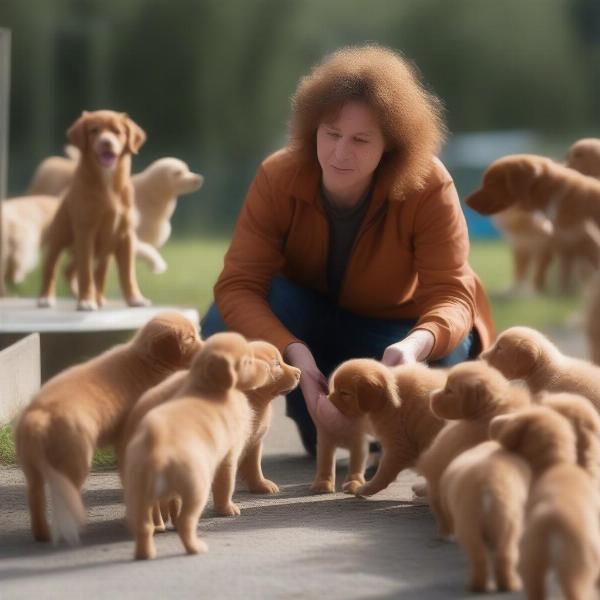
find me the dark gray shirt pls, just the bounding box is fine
[321,184,373,301]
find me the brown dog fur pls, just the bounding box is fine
[1,195,60,286]
[327,359,446,497]
[481,326,600,412]
[439,440,531,592]
[539,391,600,483]
[490,407,600,600]
[14,311,201,544]
[567,138,600,178]
[123,332,271,559]
[38,110,147,310]
[417,361,530,536]
[119,339,300,531]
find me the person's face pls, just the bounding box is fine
[316,100,386,205]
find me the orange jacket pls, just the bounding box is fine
[214,148,495,359]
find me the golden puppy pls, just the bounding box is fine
[417,361,529,536]
[465,154,600,226]
[14,311,201,544]
[481,326,600,411]
[119,339,299,531]
[439,440,530,592]
[238,341,301,494]
[567,138,600,178]
[123,332,270,559]
[328,359,446,497]
[491,407,600,600]
[1,195,60,286]
[539,391,600,483]
[38,110,147,310]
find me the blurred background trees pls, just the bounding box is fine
[1,0,599,235]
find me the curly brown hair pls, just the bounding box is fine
[288,45,447,197]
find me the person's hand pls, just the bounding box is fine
[284,342,355,439]
[380,330,435,367]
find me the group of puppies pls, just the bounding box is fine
[14,313,600,598]
[15,311,300,558]
[2,109,204,307]
[324,326,600,598]
[478,138,600,296]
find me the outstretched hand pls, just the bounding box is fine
[284,342,356,439]
[380,329,435,367]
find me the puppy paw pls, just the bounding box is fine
[95,295,107,308]
[127,295,152,308]
[216,502,241,517]
[497,574,522,592]
[309,479,335,494]
[248,479,279,494]
[134,544,157,561]
[77,298,98,311]
[355,484,375,498]
[342,480,363,495]
[185,539,208,555]
[37,296,55,308]
[411,480,428,498]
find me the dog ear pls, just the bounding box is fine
[489,413,529,451]
[200,352,236,390]
[460,381,490,419]
[122,114,146,154]
[150,331,184,366]
[464,187,514,215]
[67,111,90,150]
[355,369,399,413]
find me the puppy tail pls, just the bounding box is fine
[45,465,85,545]
[15,409,85,545]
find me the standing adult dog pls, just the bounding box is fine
[38,110,148,310]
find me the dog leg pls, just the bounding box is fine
[310,430,336,493]
[93,255,111,308]
[38,204,70,306]
[177,486,209,555]
[168,497,182,527]
[73,229,98,311]
[494,523,522,591]
[238,440,279,494]
[212,453,241,516]
[456,524,489,592]
[134,504,157,560]
[342,435,368,494]
[151,502,166,532]
[115,232,150,307]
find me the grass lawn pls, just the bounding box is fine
[0,237,580,466]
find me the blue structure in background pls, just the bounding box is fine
[442,130,540,240]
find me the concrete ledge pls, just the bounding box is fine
[0,333,40,427]
[0,298,199,382]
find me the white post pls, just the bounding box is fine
[0,29,11,297]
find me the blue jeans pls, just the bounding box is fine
[201,276,480,452]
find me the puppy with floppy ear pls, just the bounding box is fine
[327,359,446,497]
[14,311,201,545]
[417,361,530,537]
[481,326,600,412]
[38,110,148,310]
[539,391,600,483]
[490,406,600,600]
[123,332,270,559]
[439,440,531,592]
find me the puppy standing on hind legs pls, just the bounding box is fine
[124,332,271,559]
